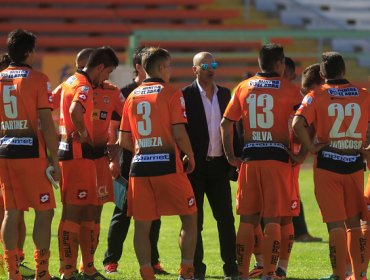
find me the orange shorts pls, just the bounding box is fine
[60,159,97,205]
[314,167,368,223]
[290,164,301,217]
[236,160,296,217]
[128,172,197,221]
[0,158,56,211]
[95,156,114,205]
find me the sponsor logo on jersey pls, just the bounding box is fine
[79,94,87,101]
[322,151,360,163]
[249,79,280,89]
[98,185,108,198]
[0,137,33,146]
[58,141,69,151]
[100,111,108,120]
[244,142,286,150]
[40,193,50,204]
[134,85,163,95]
[132,153,170,163]
[66,76,77,85]
[291,200,298,210]
[327,87,359,97]
[302,95,313,105]
[77,190,88,199]
[0,70,30,79]
[80,86,90,93]
[187,196,195,207]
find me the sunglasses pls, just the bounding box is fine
[199,62,219,71]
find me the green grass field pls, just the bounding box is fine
[7,167,369,280]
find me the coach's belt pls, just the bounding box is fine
[205,156,223,162]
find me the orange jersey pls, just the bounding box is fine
[58,70,94,160]
[224,73,301,163]
[120,78,187,177]
[296,79,370,173]
[92,81,125,148]
[0,63,53,159]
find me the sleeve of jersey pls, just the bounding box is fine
[295,93,316,125]
[292,85,303,111]
[170,90,187,125]
[72,84,91,109]
[112,90,125,121]
[119,98,131,132]
[223,87,242,121]
[37,75,53,110]
[52,84,62,110]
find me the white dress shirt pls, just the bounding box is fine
[196,79,223,157]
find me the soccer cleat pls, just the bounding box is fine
[153,262,169,275]
[295,233,322,242]
[61,271,83,280]
[0,254,6,276]
[104,262,118,274]
[83,271,108,280]
[19,262,36,278]
[318,275,340,280]
[249,265,263,278]
[275,267,287,279]
[224,276,239,280]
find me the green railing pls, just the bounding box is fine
[128,29,370,67]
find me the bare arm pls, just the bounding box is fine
[69,101,92,144]
[220,117,241,168]
[39,109,61,181]
[118,131,134,153]
[172,124,195,173]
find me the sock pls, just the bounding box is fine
[58,220,64,275]
[278,222,294,272]
[93,223,100,257]
[254,224,264,266]
[262,223,281,277]
[79,221,96,276]
[236,222,255,278]
[361,223,369,275]
[329,228,346,279]
[34,249,51,279]
[4,249,21,280]
[140,264,155,280]
[347,227,366,279]
[61,220,80,278]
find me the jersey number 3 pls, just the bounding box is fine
[3,85,18,119]
[137,101,152,136]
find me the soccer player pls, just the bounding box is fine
[119,47,197,280]
[0,29,61,280]
[220,44,301,280]
[57,47,119,280]
[103,46,168,275]
[293,52,369,280]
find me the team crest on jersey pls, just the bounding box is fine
[103,96,110,104]
[249,79,280,89]
[327,87,359,97]
[80,86,90,93]
[40,193,50,204]
[77,190,88,199]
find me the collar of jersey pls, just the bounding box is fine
[77,69,93,85]
[326,79,349,85]
[9,62,32,69]
[143,78,165,83]
[256,72,280,78]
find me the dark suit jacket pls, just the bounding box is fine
[182,80,241,177]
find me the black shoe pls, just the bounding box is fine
[194,263,206,280]
[152,262,170,275]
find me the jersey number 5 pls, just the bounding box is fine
[3,85,18,119]
[246,93,274,129]
[137,101,152,136]
[328,103,361,138]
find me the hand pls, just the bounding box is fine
[107,143,121,161]
[109,158,121,179]
[71,130,93,145]
[287,149,306,165]
[183,154,195,174]
[227,156,242,169]
[50,162,61,182]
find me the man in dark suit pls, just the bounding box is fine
[182,52,238,280]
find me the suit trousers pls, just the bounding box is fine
[188,156,238,276]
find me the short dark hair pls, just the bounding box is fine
[320,52,345,79]
[141,47,170,76]
[132,46,146,76]
[258,43,284,72]
[284,57,295,71]
[7,29,36,64]
[86,46,119,69]
[302,63,323,90]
